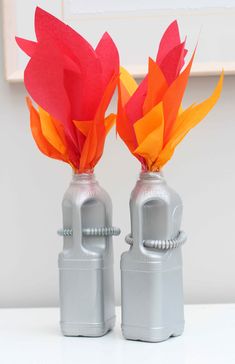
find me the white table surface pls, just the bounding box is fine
[0,305,234,364]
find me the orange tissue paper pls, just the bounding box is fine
[116,20,224,171]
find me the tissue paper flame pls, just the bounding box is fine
[116,20,224,171]
[16,7,119,172]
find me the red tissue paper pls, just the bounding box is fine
[16,7,119,172]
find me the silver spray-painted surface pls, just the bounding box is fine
[121,171,186,342]
[58,173,119,337]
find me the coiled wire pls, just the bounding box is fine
[125,230,186,250]
[57,227,121,237]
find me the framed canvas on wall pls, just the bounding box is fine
[2,0,235,82]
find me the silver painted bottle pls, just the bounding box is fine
[58,172,120,337]
[121,171,186,342]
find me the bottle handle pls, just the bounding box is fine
[59,194,120,258]
[130,195,186,252]
[130,194,147,253]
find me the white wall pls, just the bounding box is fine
[1,16,235,308]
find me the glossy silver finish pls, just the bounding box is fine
[121,172,186,342]
[58,173,118,337]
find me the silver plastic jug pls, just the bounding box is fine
[58,172,120,337]
[121,171,187,342]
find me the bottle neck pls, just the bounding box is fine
[72,171,96,184]
[139,171,165,183]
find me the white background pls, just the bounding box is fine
[0,3,235,307]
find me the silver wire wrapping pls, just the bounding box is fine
[125,230,186,250]
[57,227,121,237]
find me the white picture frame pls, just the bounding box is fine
[2,0,63,82]
[2,0,235,82]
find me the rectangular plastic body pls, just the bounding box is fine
[121,172,185,342]
[58,173,115,337]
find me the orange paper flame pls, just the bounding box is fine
[116,21,224,171]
